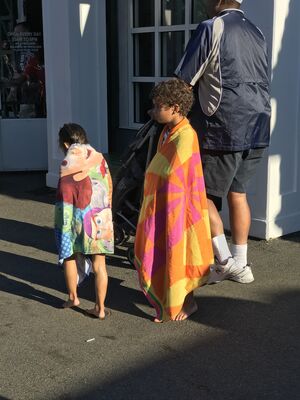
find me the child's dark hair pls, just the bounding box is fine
[150,78,194,117]
[58,123,88,151]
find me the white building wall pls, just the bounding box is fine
[265,0,300,238]
[43,0,108,188]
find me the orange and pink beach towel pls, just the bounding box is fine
[134,118,213,321]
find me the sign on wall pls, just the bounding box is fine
[0,0,46,119]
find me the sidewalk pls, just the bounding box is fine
[0,171,299,400]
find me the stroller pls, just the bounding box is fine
[112,119,162,265]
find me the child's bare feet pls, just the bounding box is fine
[85,306,111,320]
[173,300,198,321]
[173,292,198,321]
[62,298,80,308]
[154,317,163,323]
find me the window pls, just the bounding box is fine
[120,0,208,128]
[0,0,46,119]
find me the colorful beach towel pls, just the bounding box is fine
[134,118,213,321]
[55,144,114,282]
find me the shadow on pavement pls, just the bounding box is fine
[69,290,300,400]
[0,250,148,319]
[0,251,64,307]
[106,247,134,270]
[75,272,150,320]
[0,171,56,205]
[0,217,137,270]
[280,232,300,244]
[0,218,57,254]
[0,273,62,309]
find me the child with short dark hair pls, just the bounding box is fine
[134,78,213,322]
[55,123,113,319]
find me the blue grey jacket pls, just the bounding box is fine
[175,9,271,151]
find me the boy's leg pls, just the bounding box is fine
[86,254,109,319]
[63,255,80,307]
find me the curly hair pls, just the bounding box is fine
[150,78,194,117]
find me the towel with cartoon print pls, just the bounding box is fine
[55,144,114,282]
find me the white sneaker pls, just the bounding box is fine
[207,258,254,284]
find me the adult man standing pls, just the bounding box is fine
[175,0,271,283]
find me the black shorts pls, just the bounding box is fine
[201,148,265,210]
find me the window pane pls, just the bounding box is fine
[134,33,155,77]
[161,31,185,77]
[134,82,154,124]
[192,0,209,24]
[133,0,155,27]
[0,0,46,119]
[161,0,185,26]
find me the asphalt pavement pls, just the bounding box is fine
[0,171,299,400]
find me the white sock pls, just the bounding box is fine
[231,243,247,267]
[212,234,232,264]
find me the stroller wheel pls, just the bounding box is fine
[127,245,135,267]
[114,224,125,246]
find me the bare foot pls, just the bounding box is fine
[85,307,111,320]
[62,298,80,308]
[153,317,163,323]
[173,300,198,321]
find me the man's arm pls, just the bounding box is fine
[175,20,213,86]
